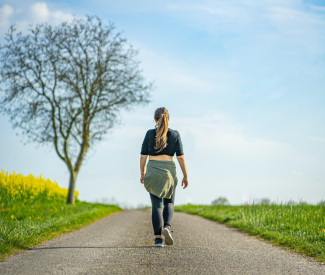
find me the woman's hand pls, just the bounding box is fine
[140,155,147,184]
[140,174,145,184]
[181,177,188,189]
[177,155,188,189]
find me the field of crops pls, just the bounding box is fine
[0,169,79,204]
[175,204,325,262]
[0,170,122,260]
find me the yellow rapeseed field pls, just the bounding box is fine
[0,169,78,201]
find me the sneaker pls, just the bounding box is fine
[155,238,164,247]
[162,226,174,245]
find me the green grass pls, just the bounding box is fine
[175,204,325,262]
[0,200,122,260]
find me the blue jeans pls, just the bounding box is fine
[149,191,175,235]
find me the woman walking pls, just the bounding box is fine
[140,107,188,247]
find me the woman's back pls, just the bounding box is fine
[141,128,183,157]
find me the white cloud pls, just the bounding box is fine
[30,2,50,21]
[0,4,14,28]
[137,45,239,95]
[308,4,325,12]
[166,1,325,55]
[171,114,289,161]
[310,137,325,142]
[51,10,74,23]
[167,4,226,16]
[266,6,325,39]
[29,2,73,25]
[139,48,213,93]
[0,2,74,34]
[291,170,302,176]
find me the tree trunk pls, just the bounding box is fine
[67,170,77,204]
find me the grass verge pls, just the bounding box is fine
[0,201,122,261]
[175,204,325,262]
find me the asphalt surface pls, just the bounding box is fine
[1,209,324,275]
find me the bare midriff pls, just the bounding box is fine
[149,154,174,162]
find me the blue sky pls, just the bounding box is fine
[0,0,324,206]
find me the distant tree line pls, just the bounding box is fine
[211,197,325,206]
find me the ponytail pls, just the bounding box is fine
[154,107,169,153]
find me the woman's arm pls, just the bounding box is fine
[140,154,148,183]
[176,155,188,189]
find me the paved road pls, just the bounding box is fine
[1,210,324,274]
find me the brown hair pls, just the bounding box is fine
[154,107,169,153]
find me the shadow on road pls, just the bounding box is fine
[29,246,155,250]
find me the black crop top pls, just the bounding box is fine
[141,128,184,156]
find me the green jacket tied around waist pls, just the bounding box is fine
[143,160,178,199]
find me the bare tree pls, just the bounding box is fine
[0,16,152,204]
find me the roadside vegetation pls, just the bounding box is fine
[175,201,325,262]
[0,170,122,260]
